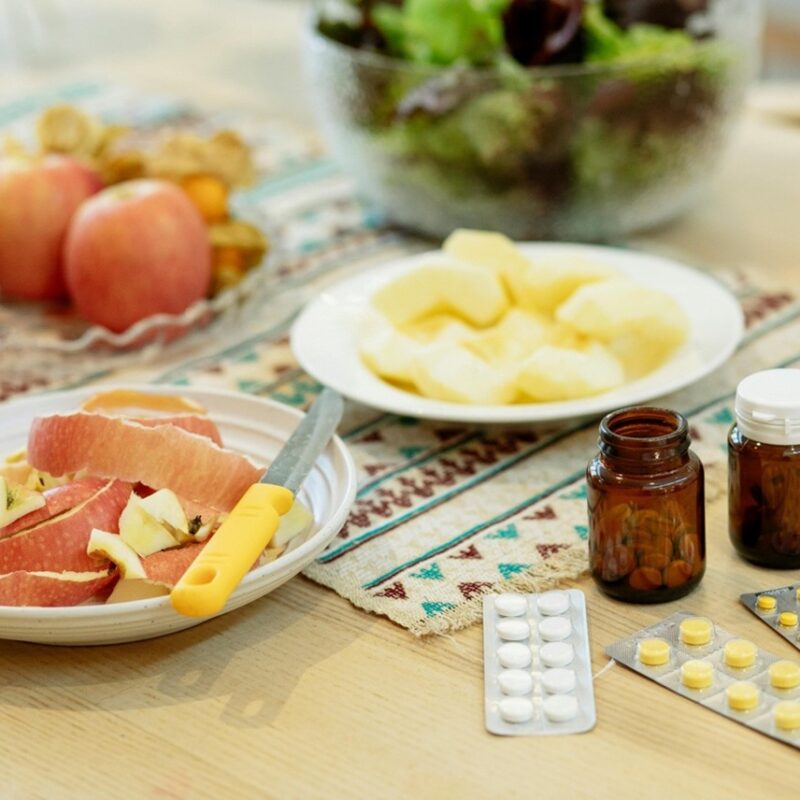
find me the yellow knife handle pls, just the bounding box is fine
[170,483,294,617]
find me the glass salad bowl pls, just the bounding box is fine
[303,0,761,242]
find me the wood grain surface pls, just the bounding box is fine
[1,2,800,797]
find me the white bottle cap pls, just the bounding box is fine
[735,369,800,446]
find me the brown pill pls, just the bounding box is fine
[678,533,701,564]
[600,545,635,582]
[629,567,663,591]
[640,552,671,570]
[665,559,692,588]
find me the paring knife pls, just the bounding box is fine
[170,388,344,617]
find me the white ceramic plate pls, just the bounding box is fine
[291,243,744,424]
[0,385,357,645]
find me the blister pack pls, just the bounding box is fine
[741,585,800,652]
[606,611,800,749]
[482,590,596,736]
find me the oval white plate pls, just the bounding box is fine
[291,243,744,423]
[0,385,357,645]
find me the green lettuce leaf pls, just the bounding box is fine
[374,0,511,65]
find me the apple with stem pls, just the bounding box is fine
[64,179,212,333]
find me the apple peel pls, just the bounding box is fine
[0,479,132,573]
[0,569,114,607]
[141,542,207,588]
[0,476,108,540]
[28,412,263,511]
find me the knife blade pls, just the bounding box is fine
[170,388,344,617]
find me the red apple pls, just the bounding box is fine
[64,179,212,333]
[0,155,102,300]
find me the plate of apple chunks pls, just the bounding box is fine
[291,231,744,424]
[0,387,357,645]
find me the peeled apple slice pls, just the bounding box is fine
[359,314,421,385]
[514,255,617,314]
[442,229,530,300]
[372,257,508,328]
[87,528,147,579]
[402,314,476,346]
[271,500,314,550]
[118,490,186,557]
[517,343,625,401]
[0,476,46,529]
[466,309,551,366]
[412,343,518,405]
[556,279,688,350]
[106,578,170,604]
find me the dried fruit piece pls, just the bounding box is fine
[98,150,147,184]
[147,129,254,188]
[209,219,268,270]
[181,174,229,223]
[37,104,123,160]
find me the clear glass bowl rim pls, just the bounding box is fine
[306,0,762,80]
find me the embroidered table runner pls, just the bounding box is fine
[3,84,798,635]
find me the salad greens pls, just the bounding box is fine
[313,0,750,240]
[357,0,707,68]
[374,0,511,66]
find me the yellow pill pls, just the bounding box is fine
[779,611,798,628]
[769,660,800,690]
[638,638,670,666]
[774,701,800,731]
[757,595,777,612]
[679,617,713,646]
[723,639,758,669]
[681,659,714,689]
[796,587,800,602]
[726,681,760,711]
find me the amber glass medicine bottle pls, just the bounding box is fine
[587,407,705,602]
[729,369,800,568]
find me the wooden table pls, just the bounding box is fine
[1,3,800,797]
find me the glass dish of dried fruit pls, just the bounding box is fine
[0,104,277,389]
